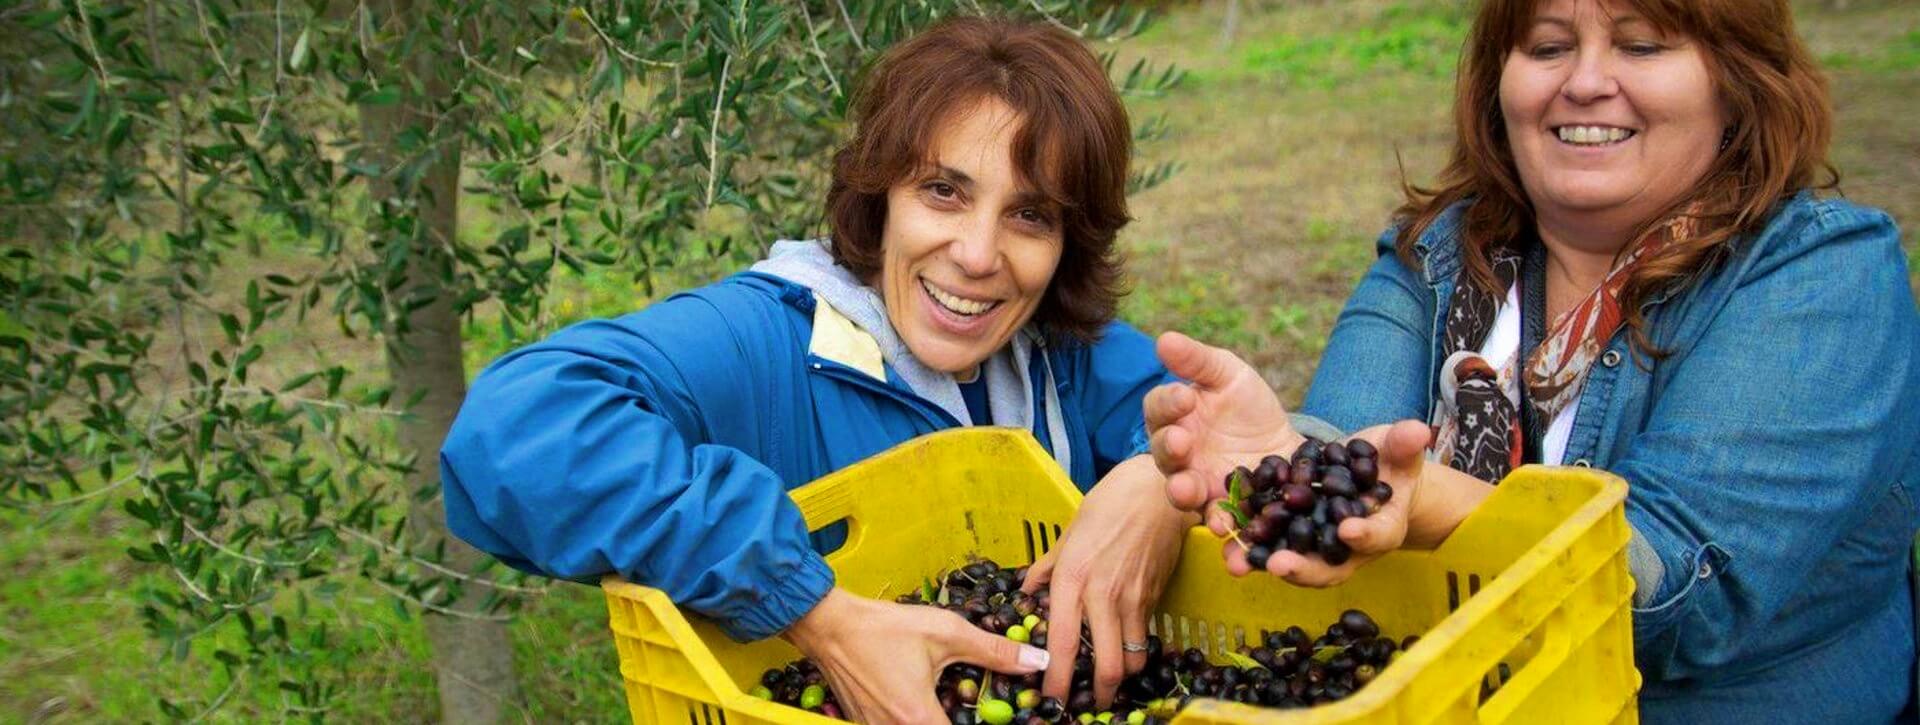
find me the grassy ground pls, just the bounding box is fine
[4,0,1916,721]
[1117,0,1920,403]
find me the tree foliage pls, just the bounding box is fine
[0,0,1178,717]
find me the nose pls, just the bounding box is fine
[1561,46,1619,105]
[947,217,1002,278]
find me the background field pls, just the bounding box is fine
[4,0,1915,721]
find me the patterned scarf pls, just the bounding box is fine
[1430,213,1697,481]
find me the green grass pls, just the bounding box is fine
[0,490,621,722]
[1823,28,1920,71]
[7,0,1919,721]
[1204,3,1470,88]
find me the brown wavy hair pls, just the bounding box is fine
[1396,0,1837,355]
[825,15,1133,343]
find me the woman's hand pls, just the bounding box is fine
[1144,332,1303,535]
[1230,420,1432,586]
[1021,456,1194,708]
[781,588,1050,724]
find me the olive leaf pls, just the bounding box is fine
[1222,650,1266,670]
[1218,500,1251,528]
[1219,467,1253,528]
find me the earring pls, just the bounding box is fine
[1719,126,1735,151]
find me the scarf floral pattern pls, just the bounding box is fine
[1430,213,1696,481]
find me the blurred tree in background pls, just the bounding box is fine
[0,0,1178,720]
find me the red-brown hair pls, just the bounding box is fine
[825,15,1133,342]
[1397,0,1836,354]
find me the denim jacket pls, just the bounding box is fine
[1301,192,1920,723]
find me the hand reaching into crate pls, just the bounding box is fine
[780,587,1050,723]
[1019,456,1195,709]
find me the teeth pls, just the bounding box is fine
[1557,126,1633,145]
[922,279,998,316]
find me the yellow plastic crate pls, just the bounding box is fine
[603,428,1639,724]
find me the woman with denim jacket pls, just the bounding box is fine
[1142,0,1919,721]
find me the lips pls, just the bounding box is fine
[919,277,1002,317]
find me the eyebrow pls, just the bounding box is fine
[936,165,976,189]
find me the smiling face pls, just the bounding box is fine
[878,97,1065,376]
[1501,0,1727,244]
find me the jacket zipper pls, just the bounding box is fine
[804,356,961,429]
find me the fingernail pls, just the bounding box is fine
[1019,645,1051,670]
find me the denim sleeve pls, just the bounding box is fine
[1301,226,1435,430]
[1612,207,1919,681]
[1081,320,1181,471]
[438,297,833,643]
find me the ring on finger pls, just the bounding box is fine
[1122,640,1150,653]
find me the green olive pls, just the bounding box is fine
[978,698,1014,725]
[799,684,825,709]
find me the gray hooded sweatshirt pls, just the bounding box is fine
[750,239,1074,474]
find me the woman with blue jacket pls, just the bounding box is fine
[440,17,1193,722]
[1144,0,1919,721]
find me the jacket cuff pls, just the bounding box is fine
[1125,423,1152,460]
[1291,413,1346,443]
[1628,525,1731,637]
[717,552,836,643]
[1625,529,1666,607]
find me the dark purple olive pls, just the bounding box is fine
[1280,483,1316,512]
[1247,489,1278,512]
[1068,689,1095,714]
[1242,515,1279,546]
[1346,438,1377,460]
[1184,647,1208,670]
[1263,630,1287,650]
[1286,515,1317,553]
[1293,438,1325,465]
[1232,465,1260,493]
[1319,526,1351,565]
[1286,458,1314,487]
[1340,609,1381,639]
[1259,501,1291,523]
[1320,441,1350,467]
[1252,647,1277,668]
[1370,482,1394,504]
[1320,466,1358,497]
[1254,455,1287,489]
[1374,635,1399,658]
[1035,697,1064,720]
[1326,496,1355,523]
[1349,456,1379,487]
[1357,494,1382,515]
[1328,651,1358,673]
[1245,544,1273,571]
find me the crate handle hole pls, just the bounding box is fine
[809,517,855,558]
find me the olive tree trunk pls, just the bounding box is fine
[361,0,524,721]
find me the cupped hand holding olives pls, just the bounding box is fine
[1218,421,1430,587]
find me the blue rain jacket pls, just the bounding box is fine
[439,271,1171,642]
